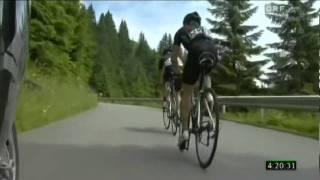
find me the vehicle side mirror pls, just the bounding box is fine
[1,0,16,50]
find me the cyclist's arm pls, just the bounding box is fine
[172,30,183,74]
[177,57,184,73]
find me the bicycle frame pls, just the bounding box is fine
[192,70,213,132]
[169,75,181,115]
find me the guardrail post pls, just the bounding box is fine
[222,105,226,114]
[260,108,265,122]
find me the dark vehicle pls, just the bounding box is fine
[0,0,30,179]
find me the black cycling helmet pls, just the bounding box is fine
[183,11,201,26]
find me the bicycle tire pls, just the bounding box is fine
[185,89,198,150]
[170,92,178,136]
[195,88,219,169]
[0,124,19,180]
[162,97,170,130]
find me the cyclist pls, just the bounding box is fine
[158,47,183,109]
[171,11,218,149]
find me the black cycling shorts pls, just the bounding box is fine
[163,66,174,81]
[173,75,182,91]
[163,67,182,91]
[182,38,217,85]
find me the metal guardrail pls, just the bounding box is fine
[101,97,162,103]
[218,96,320,111]
[100,95,320,112]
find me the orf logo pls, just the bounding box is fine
[265,3,286,15]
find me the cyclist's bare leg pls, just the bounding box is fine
[180,83,194,130]
[162,81,169,101]
[177,90,181,117]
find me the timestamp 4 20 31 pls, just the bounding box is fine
[266,160,297,171]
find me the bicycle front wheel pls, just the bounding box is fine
[195,88,220,169]
[162,98,170,130]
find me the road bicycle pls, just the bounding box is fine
[178,51,220,169]
[162,73,181,136]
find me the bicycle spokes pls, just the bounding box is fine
[204,99,216,130]
[194,89,220,169]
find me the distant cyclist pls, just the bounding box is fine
[158,47,183,108]
[171,12,219,149]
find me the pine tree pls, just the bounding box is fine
[133,33,154,96]
[265,0,319,94]
[118,20,132,57]
[168,34,173,47]
[103,11,120,60]
[207,0,267,95]
[68,3,98,82]
[157,33,172,54]
[118,20,133,96]
[91,12,122,96]
[87,4,96,25]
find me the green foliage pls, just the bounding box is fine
[157,33,173,54]
[89,12,159,97]
[17,67,97,132]
[207,0,267,95]
[224,109,319,139]
[30,0,97,81]
[31,1,160,98]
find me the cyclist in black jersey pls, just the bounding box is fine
[171,11,219,148]
[159,48,182,106]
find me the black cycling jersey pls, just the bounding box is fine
[173,26,211,51]
[158,56,182,90]
[173,27,192,50]
[173,26,217,85]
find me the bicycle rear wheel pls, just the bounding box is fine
[170,92,178,136]
[195,88,219,169]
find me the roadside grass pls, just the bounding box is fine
[223,109,319,139]
[16,68,98,132]
[100,100,319,139]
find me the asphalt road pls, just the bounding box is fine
[19,103,319,180]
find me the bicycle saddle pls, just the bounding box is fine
[198,52,217,73]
